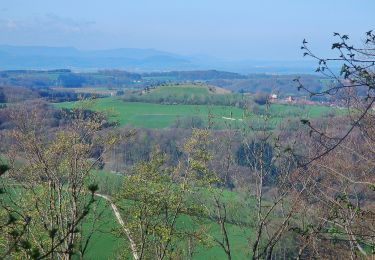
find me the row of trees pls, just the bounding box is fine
[0,70,141,89]
[123,89,249,108]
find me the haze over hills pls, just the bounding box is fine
[0,45,327,74]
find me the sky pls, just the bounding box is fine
[0,0,374,60]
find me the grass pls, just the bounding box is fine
[53,95,338,129]
[125,84,236,104]
[269,103,334,117]
[0,168,275,259]
[83,171,254,259]
[260,103,338,128]
[83,201,252,260]
[151,84,211,95]
[54,97,245,129]
[80,199,124,260]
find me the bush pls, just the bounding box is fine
[173,116,205,129]
[253,92,269,105]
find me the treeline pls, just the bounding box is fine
[0,86,39,103]
[0,101,115,131]
[0,86,98,103]
[103,126,296,188]
[142,69,247,80]
[0,70,141,89]
[123,90,249,108]
[210,74,330,98]
[0,69,331,98]
[58,70,141,88]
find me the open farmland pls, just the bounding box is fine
[54,95,338,129]
[54,97,245,128]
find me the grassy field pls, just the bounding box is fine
[83,171,254,260]
[0,169,253,259]
[54,96,337,129]
[54,97,245,129]
[151,84,212,95]
[83,201,252,260]
[269,103,334,117]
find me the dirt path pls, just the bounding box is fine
[95,193,140,260]
[222,116,243,121]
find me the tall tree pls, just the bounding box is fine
[0,103,116,259]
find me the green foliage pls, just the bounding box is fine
[0,164,9,176]
[83,190,253,259]
[123,84,246,107]
[88,183,99,194]
[0,104,114,259]
[113,131,236,259]
[116,151,191,259]
[183,129,219,187]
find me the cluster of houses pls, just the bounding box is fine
[268,93,354,110]
[269,94,318,106]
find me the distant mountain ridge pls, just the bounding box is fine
[0,45,334,74]
[0,45,194,71]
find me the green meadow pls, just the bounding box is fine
[83,171,255,260]
[151,84,212,95]
[54,96,337,129]
[54,97,245,129]
[83,200,252,260]
[0,170,254,259]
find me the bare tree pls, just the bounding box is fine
[292,31,375,258]
[0,102,117,259]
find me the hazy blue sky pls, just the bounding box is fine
[0,0,373,60]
